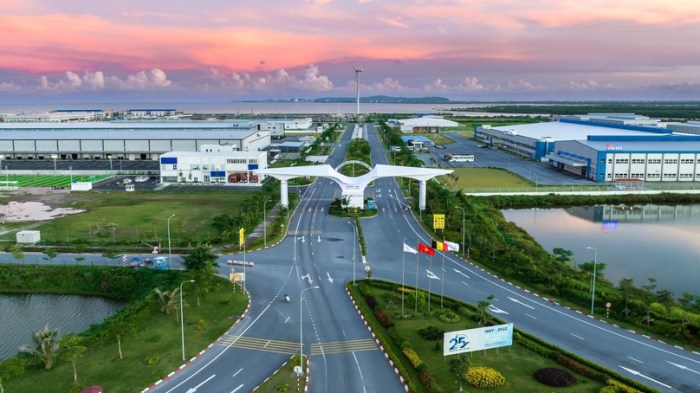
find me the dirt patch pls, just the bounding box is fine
[0,189,87,222]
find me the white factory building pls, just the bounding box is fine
[159,146,268,186]
[0,121,270,161]
[396,116,459,133]
[476,114,700,183]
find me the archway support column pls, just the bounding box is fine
[280,179,289,207]
[418,179,427,211]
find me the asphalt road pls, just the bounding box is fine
[9,124,700,392]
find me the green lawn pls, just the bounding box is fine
[420,133,454,145]
[441,168,532,190]
[1,174,111,188]
[352,282,605,392]
[0,190,258,246]
[252,355,307,393]
[5,276,248,393]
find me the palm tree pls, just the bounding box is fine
[19,325,60,370]
[154,287,181,316]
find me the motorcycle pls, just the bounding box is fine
[284,294,291,303]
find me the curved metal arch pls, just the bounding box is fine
[334,160,372,174]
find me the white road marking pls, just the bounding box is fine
[525,313,536,320]
[461,281,469,286]
[619,366,672,389]
[351,351,367,393]
[570,333,584,340]
[426,269,440,280]
[488,305,509,315]
[452,268,470,279]
[284,317,290,324]
[508,296,535,310]
[666,360,700,375]
[185,374,215,393]
[627,356,643,364]
[327,272,334,283]
[231,384,244,393]
[232,368,243,378]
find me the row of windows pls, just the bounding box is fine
[608,158,700,165]
[225,158,258,164]
[609,172,699,179]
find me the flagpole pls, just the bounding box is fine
[415,250,419,315]
[441,245,445,310]
[428,254,432,313]
[401,241,405,317]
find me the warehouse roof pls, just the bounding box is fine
[0,122,258,139]
[488,121,658,142]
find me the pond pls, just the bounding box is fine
[0,294,124,360]
[502,204,700,297]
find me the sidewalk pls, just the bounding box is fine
[244,201,282,244]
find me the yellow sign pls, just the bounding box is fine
[239,227,245,248]
[229,272,245,282]
[433,214,445,230]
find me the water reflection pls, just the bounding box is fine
[0,294,124,360]
[503,204,700,297]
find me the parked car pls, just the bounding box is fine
[122,178,133,184]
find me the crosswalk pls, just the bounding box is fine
[218,335,378,356]
[311,339,378,355]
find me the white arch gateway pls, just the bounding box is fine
[256,164,452,210]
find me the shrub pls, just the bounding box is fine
[366,295,378,309]
[144,355,160,365]
[599,387,618,393]
[466,366,506,389]
[438,309,461,323]
[374,309,394,328]
[196,319,207,330]
[419,370,442,393]
[387,327,404,343]
[534,367,577,387]
[418,325,444,340]
[402,347,422,369]
[606,379,644,393]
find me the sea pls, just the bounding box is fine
[0,102,494,116]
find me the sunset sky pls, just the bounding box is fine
[2,0,700,102]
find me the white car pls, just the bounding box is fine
[122,178,133,184]
[135,176,148,182]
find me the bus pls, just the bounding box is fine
[443,154,475,163]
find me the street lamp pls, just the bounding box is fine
[455,206,465,258]
[348,220,356,285]
[300,285,320,371]
[51,154,58,171]
[586,246,597,315]
[168,214,175,269]
[180,279,195,361]
[107,155,113,173]
[263,199,268,246]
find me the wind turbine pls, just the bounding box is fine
[352,64,363,115]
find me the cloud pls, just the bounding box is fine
[0,81,19,91]
[366,77,407,92]
[107,68,172,89]
[36,68,171,91]
[458,76,484,92]
[377,17,410,29]
[222,64,334,92]
[423,79,449,92]
[422,76,484,93]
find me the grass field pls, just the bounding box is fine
[351,282,604,392]
[252,355,306,393]
[440,168,532,190]
[420,133,454,145]
[0,190,259,246]
[0,174,112,188]
[5,276,248,393]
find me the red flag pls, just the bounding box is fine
[418,243,434,256]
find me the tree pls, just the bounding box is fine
[476,295,495,326]
[619,278,635,318]
[43,248,58,263]
[341,195,351,212]
[552,247,573,266]
[60,335,86,383]
[154,287,181,316]
[448,353,470,392]
[7,244,24,265]
[183,244,218,294]
[19,325,61,370]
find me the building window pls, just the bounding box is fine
[664,159,678,164]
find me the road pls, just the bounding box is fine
[10,123,700,392]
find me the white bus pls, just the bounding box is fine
[444,154,475,163]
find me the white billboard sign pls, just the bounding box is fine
[443,323,513,356]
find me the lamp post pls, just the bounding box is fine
[51,154,57,171]
[348,220,356,285]
[263,199,268,246]
[455,206,465,258]
[300,285,320,371]
[180,279,195,361]
[108,155,113,173]
[168,214,175,269]
[586,246,597,315]
[69,166,72,184]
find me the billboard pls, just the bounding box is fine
[443,323,513,356]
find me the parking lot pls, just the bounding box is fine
[422,131,594,186]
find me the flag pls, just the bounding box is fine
[403,243,418,254]
[418,243,434,256]
[431,240,448,251]
[444,240,460,252]
[239,227,245,248]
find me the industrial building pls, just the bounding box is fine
[159,149,268,186]
[395,116,459,133]
[0,121,270,161]
[475,113,700,183]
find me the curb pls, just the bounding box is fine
[345,287,411,392]
[141,291,252,392]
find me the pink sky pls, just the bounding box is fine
[2,0,700,101]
